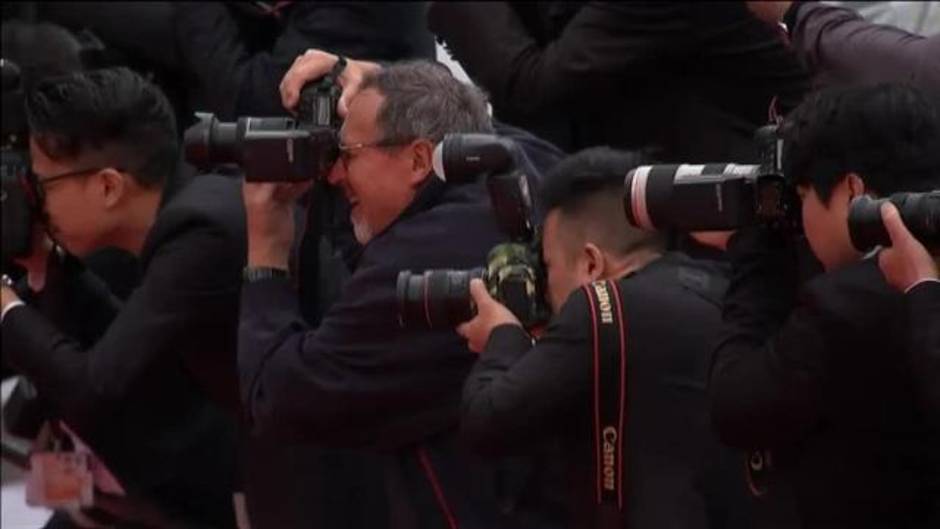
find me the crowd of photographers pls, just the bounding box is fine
[0,2,937,529]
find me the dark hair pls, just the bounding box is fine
[540,147,665,257]
[25,67,178,188]
[782,83,940,203]
[359,60,493,144]
[541,147,651,213]
[1,21,82,88]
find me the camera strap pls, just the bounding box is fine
[582,279,628,510]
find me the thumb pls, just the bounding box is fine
[880,202,911,247]
[468,278,493,308]
[338,88,358,120]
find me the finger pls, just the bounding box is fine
[455,322,470,339]
[468,278,493,307]
[272,181,314,202]
[877,246,892,273]
[280,51,337,110]
[338,91,353,119]
[880,202,912,247]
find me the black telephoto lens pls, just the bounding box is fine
[397,268,485,328]
[183,113,241,169]
[848,191,939,252]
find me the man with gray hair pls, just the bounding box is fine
[239,60,562,528]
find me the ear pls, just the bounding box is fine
[845,172,867,200]
[98,168,127,209]
[583,242,606,281]
[408,139,434,187]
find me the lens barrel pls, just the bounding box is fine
[624,164,763,231]
[397,268,485,329]
[848,192,939,251]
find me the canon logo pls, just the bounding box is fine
[602,426,617,491]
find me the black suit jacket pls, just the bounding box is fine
[2,173,246,527]
[463,253,753,529]
[710,228,938,529]
[239,177,566,529]
[908,280,940,424]
[174,2,436,119]
[429,1,808,159]
[785,1,940,94]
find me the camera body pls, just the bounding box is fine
[183,78,341,182]
[848,191,939,252]
[397,134,550,329]
[2,59,39,264]
[623,124,799,232]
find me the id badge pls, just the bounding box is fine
[26,451,94,509]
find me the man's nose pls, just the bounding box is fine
[326,159,345,186]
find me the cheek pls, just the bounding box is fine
[547,262,576,311]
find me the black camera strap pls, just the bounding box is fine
[582,279,628,510]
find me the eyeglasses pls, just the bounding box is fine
[31,166,120,202]
[337,139,410,169]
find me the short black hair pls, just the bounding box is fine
[540,147,651,214]
[782,83,940,203]
[25,67,178,188]
[540,147,665,257]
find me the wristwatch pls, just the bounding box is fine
[242,266,289,283]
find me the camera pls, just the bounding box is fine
[397,134,550,329]
[2,59,39,264]
[623,125,799,232]
[848,191,939,252]
[183,77,341,182]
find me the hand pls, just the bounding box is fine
[243,181,313,270]
[456,279,523,353]
[690,230,735,252]
[280,49,382,119]
[877,202,938,292]
[1,283,21,312]
[746,1,793,25]
[13,227,55,292]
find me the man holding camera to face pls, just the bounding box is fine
[455,148,753,529]
[0,67,244,527]
[709,83,939,528]
[239,55,564,528]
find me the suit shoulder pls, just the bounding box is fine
[142,175,246,264]
[155,176,245,236]
[802,258,904,329]
[366,186,503,270]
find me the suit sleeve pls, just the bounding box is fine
[428,2,691,115]
[173,3,431,118]
[461,290,592,455]
[708,228,830,449]
[907,280,940,421]
[1,221,239,444]
[238,260,477,448]
[787,2,939,92]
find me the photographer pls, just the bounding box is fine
[709,83,940,528]
[428,1,808,160]
[1,67,244,527]
[878,202,940,422]
[172,2,435,119]
[747,1,939,94]
[455,148,753,529]
[240,60,562,528]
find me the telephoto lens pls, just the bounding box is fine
[397,268,485,328]
[623,164,774,231]
[848,191,939,252]
[431,133,516,184]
